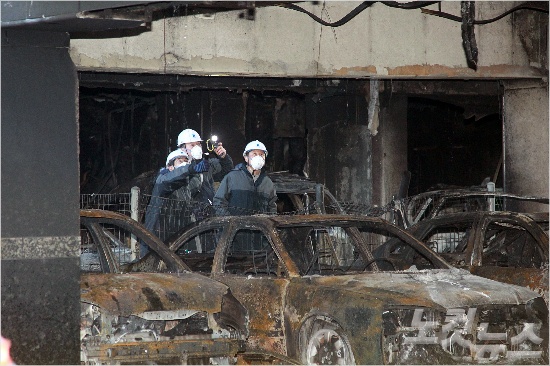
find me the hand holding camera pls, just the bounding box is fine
[207,135,227,158]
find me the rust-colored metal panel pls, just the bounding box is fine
[472,266,548,301]
[81,272,226,315]
[213,275,289,356]
[83,337,243,364]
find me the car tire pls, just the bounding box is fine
[300,317,355,365]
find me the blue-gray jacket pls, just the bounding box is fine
[214,163,277,216]
[143,165,198,242]
[144,154,233,236]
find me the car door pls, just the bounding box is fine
[209,223,291,357]
[470,214,549,298]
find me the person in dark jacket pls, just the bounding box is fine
[177,128,233,209]
[214,140,277,216]
[142,149,206,257]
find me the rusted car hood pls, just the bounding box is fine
[81,272,229,315]
[307,269,540,309]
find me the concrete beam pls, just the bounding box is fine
[70,2,546,79]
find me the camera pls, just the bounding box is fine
[206,135,219,152]
[211,135,219,148]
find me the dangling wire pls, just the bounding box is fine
[278,1,439,27]
[421,2,548,25]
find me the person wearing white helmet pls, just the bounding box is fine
[166,149,188,168]
[141,149,202,256]
[214,140,277,216]
[176,128,233,208]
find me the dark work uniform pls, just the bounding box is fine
[213,163,277,216]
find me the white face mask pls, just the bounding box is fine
[249,155,265,170]
[174,160,189,168]
[190,145,203,160]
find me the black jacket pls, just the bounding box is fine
[214,163,277,216]
[144,154,233,240]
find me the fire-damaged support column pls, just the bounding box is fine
[502,80,549,211]
[372,89,408,208]
[1,30,80,364]
[309,123,373,204]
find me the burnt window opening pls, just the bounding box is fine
[407,94,502,195]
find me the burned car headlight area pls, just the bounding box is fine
[382,299,548,364]
[81,301,245,365]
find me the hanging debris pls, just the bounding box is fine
[461,1,478,70]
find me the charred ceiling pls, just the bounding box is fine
[79,72,501,119]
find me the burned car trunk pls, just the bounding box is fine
[269,171,344,214]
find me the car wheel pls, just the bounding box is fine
[301,318,355,365]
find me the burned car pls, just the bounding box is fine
[80,209,248,365]
[376,211,549,303]
[165,214,548,364]
[268,171,344,214]
[397,190,549,228]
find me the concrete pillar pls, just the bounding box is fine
[503,80,549,211]
[372,93,408,207]
[309,123,372,204]
[1,30,80,364]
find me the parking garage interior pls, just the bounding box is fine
[2,1,548,364]
[79,75,502,200]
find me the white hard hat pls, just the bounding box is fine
[165,149,188,167]
[177,129,202,146]
[243,140,268,157]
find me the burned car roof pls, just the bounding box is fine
[166,213,548,365]
[400,190,549,228]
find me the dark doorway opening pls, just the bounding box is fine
[406,92,502,196]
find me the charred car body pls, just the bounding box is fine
[80,209,248,365]
[268,171,343,214]
[395,190,549,229]
[165,214,548,364]
[376,211,549,304]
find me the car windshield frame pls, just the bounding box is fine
[81,209,191,273]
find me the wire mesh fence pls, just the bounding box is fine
[141,195,215,242]
[80,188,549,244]
[80,193,132,216]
